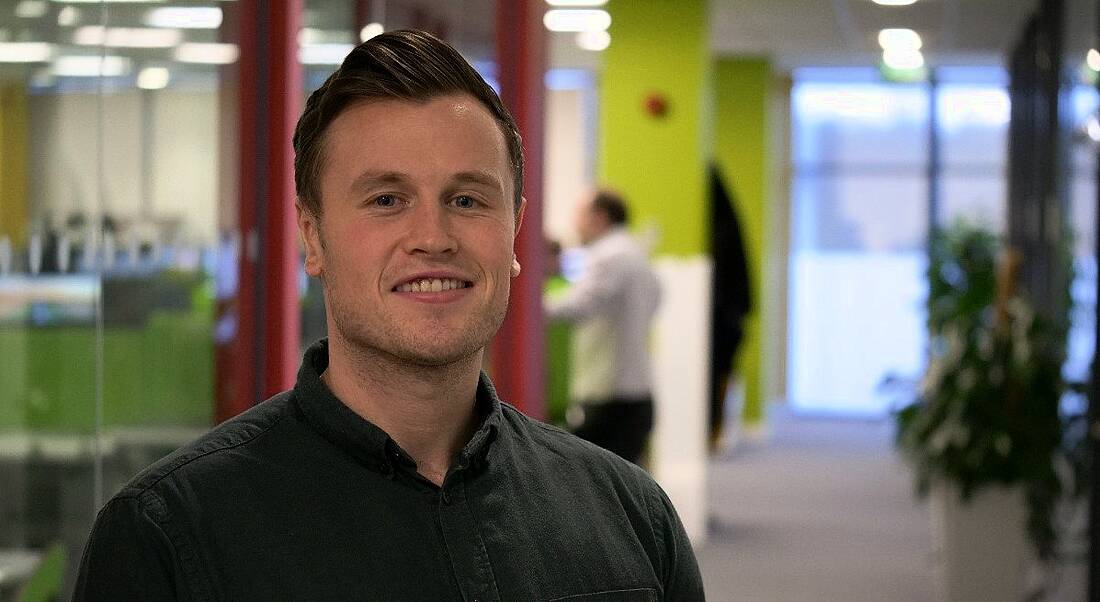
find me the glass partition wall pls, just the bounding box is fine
[0,2,500,595]
[1,1,230,595]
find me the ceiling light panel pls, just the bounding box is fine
[882,48,924,70]
[299,43,353,65]
[543,9,611,32]
[137,66,169,89]
[872,0,918,5]
[360,22,384,42]
[0,42,54,62]
[50,0,166,3]
[52,55,131,77]
[73,26,182,48]
[878,28,922,50]
[15,1,48,18]
[174,42,238,64]
[576,30,610,51]
[145,7,222,29]
[57,6,79,26]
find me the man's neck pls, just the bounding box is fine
[321,335,483,487]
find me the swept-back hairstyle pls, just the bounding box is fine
[292,29,523,216]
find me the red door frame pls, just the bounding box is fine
[217,1,302,422]
[493,0,547,418]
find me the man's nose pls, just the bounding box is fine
[404,201,458,256]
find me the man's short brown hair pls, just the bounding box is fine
[293,29,524,217]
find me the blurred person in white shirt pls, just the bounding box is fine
[545,189,661,465]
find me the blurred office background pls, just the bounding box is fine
[0,0,1098,599]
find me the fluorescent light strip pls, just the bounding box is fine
[547,0,608,5]
[145,7,222,29]
[57,6,79,26]
[360,22,384,42]
[1087,116,1100,142]
[15,1,48,18]
[299,43,353,65]
[882,48,924,70]
[1088,49,1100,72]
[174,42,238,64]
[872,0,918,5]
[50,0,165,3]
[73,25,182,48]
[878,28,921,50]
[0,42,54,62]
[137,66,169,90]
[576,30,610,51]
[543,9,611,32]
[52,55,131,77]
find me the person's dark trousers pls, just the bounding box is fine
[572,397,654,465]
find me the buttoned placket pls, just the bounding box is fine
[436,459,500,602]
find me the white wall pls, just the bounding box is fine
[543,85,594,246]
[28,88,220,245]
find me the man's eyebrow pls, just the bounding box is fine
[349,170,409,192]
[451,171,504,192]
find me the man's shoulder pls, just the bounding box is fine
[497,402,659,493]
[116,390,295,500]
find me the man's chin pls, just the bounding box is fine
[391,344,484,368]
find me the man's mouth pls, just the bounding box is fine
[393,278,472,293]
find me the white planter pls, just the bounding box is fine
[930,483,1032,602]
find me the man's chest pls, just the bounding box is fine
[184,468,661,601]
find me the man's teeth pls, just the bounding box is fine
[397,278,468,293]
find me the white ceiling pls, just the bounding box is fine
[709,0,1043,70]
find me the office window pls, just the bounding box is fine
[788,67,1010,416]
[1065,84,1099,386]
[935,69,1011,232]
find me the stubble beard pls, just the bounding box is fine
[324,274,510,370]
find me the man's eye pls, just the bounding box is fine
[373,194,398,207]
[454,195,477,209]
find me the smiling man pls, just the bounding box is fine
[74,30,703,601]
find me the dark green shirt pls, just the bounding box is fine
[74,340,704,601]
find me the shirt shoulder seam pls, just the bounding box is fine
[126,402,289,495]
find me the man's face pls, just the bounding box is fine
[575,201,607,246]
[298,94,525,367]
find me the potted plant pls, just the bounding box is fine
[895,222,1084,600]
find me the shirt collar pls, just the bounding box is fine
[293,339,503,474]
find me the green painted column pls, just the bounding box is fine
[599,0,709,256]
[714,59,771,426]
[599,0,710,543]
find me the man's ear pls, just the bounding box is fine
[514,196,527,238]
[510,197,527,278]
[297,202,324,277]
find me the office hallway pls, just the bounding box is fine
[695,410,935,601]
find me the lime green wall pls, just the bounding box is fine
[599,0,709,257]
[0,84,29,247]
[714,59,771,425]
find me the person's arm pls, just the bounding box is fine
[649,485,706,601]
[544,254,624,322]
[74,495,191,601]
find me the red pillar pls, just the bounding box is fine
[218,1,302,422]
[493,0,546,418]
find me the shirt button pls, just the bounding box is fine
[441,490,452,505]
